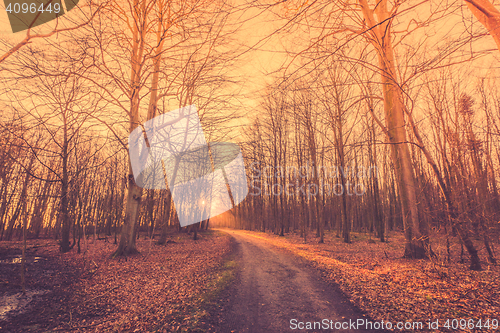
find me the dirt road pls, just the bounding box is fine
[216,230,382,332]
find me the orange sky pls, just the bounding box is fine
[1,0,499,134]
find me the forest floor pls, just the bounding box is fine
[215,228,500,332]
[1,228,498,332]
[0,230,235,332]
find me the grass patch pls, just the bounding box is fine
[199,258,237,304]
[175,237,238,332]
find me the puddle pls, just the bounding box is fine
[0,256,45,264]
[0,289,49,321]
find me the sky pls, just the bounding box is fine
[1,0,500,134]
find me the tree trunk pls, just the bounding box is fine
[157,189,173,245]
[465,0,500,51]
[111,0,147,257]
[113,172,142,257]
[60,124,71,253]
[359,0,429,258]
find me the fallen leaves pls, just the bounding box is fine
[0,230,233,332]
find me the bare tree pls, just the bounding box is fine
[3,43,104,252]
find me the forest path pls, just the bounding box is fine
[215,229,379,333]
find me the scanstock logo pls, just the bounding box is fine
[129,105,248,227]
[3,0,79,33]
